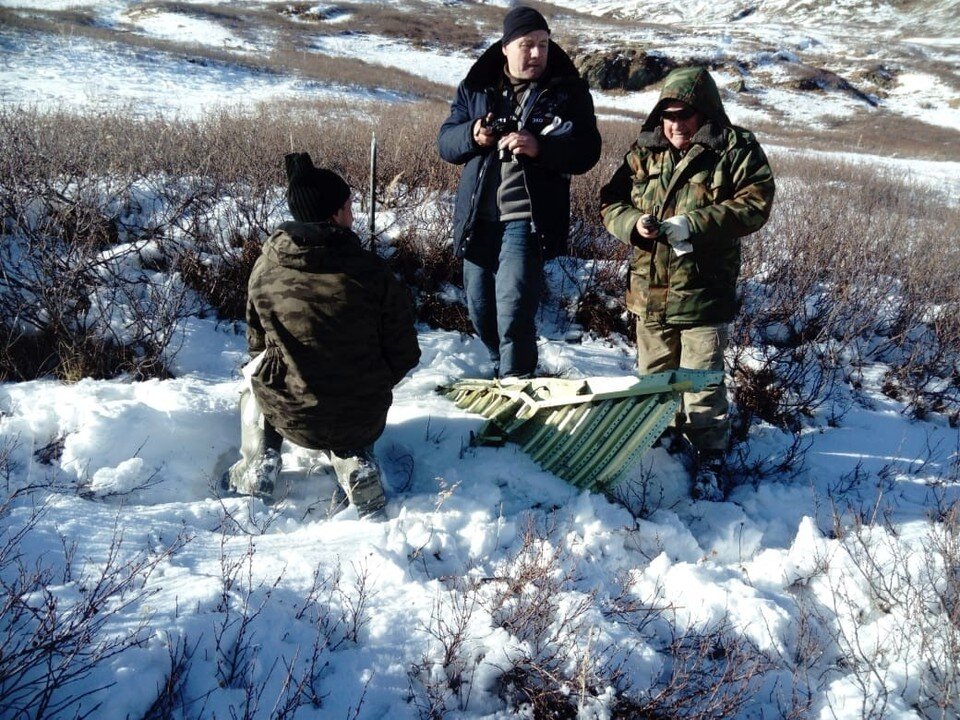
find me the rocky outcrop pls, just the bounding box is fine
[572,49,676,91]
[790,67,879,107]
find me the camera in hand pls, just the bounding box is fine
[641,214,660,234]
[483,116,520,161]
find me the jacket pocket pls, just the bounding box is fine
[683,169,715,208]
[629,156,664,210]
[629,249,651,281]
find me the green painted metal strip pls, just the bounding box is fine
[577,394,668,488]
[550,398,637,478]
[490,397,526,426]
[566,397,660,487]
[593,395,680,488]
[576,402,665,489]
[525,403,592,462]
[555,400,637,479]
[512,403,563,451]
[542,402,621,477]
[533,401,611,473]
[580,394,679,489]
[530,403,593,454]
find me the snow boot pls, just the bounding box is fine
[330,447,387,520]
[691,450,726,502]
[221,388,283,499]
[225,447,282,498]
[306,459,351,517]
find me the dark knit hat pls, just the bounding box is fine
[284,152,351,223]
[501,6,550,46]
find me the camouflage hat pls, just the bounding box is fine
[284,152,350,223]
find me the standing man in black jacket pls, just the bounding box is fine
[438,5,601,379]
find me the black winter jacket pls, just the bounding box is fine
[437,41,601,260]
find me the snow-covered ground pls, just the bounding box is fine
[0,25,402,118]
[2,1,960,718]
[4,293,958,718]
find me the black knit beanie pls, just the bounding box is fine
[284,152,351,223]
[501,6,550,46]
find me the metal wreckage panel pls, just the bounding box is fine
[440,369,724,491]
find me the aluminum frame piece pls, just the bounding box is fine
[440,369,724,491]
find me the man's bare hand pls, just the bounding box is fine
[635,214,659,239]
[473,113,497,148]
[499,129,540,159]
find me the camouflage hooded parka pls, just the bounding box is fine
[600,67,775,325]
[246,221,420,453]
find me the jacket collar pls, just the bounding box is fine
[635,120,728,153]
[463,40,579,91]
[266,221,362,268]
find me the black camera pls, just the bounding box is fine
[482,116,520,161]
[484,116,518,136]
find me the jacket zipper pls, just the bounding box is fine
[518,86,546,237]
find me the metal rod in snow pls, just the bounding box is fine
[368,133,377,248]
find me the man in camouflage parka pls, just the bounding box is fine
[600,66,774,498]
[224,153,421,518]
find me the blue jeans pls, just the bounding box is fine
[462,220,542,378]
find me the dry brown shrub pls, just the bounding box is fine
[0,329,140,383]
[417,296,473,334]
[733,152,960,427]
[176,235,264,322]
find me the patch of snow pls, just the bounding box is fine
[125,9,258,52]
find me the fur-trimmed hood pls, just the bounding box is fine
[637,66,733,151]
[462,39,581,91]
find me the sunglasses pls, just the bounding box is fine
[661,107,697,122]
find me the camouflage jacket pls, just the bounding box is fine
[246,221,420,453]
[600,67,775,325]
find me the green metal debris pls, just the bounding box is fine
[439,369,724,491]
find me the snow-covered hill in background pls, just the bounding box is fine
[1,1,959,719]
[2,0,959,137]
[563,0,959,33]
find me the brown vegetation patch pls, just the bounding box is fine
[334,1,490,52]
[417,295,473,333]
[750,110,960,161]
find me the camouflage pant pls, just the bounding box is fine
[225,388,283,495]
[635,320,730,452]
